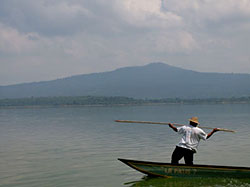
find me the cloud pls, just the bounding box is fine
[0,23,36,54]
[115,0,182,28]
[0,0,93,36]
[162,0,250,29]
[0,0,250,85]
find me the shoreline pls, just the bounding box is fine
[0,101,250,109]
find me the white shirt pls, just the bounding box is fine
[177,125,207,152]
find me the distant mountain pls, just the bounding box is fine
[1,62,250,99]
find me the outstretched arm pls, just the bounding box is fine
[206,128,219,139]
[169,123,178,132]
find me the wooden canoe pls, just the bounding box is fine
[118,158,250,178]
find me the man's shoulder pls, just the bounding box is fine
[178,125,190,130]
[194,127,206,134]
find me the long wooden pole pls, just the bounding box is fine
[115,120,236,133]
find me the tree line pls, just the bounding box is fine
[0,96,250,107]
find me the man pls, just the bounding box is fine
[168,117,219,165]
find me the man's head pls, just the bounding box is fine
[189,117,199,127]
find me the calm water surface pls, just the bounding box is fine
[0,104,250,186]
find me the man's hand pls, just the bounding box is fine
[207,128,219,139]
[213,128,220,132]
[169,123,178,132]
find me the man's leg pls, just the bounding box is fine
[184,149,194,165]
[171,146,184,164]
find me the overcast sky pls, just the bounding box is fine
[0,0,250,85]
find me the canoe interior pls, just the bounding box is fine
[118,158,250,178]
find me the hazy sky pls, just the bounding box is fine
[1,0,250,85]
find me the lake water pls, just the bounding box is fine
[0,104,250,187]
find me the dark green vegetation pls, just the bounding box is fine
[1,63,250,99]
[0,96,250,107]
[0,96,142,107]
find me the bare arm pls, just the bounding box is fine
[169,123,178,132]
[206,128,219,139]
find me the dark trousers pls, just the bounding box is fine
[171,146,194,165]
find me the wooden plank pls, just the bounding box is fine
[115,120,236,133]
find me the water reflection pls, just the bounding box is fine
[125,176,250,187]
